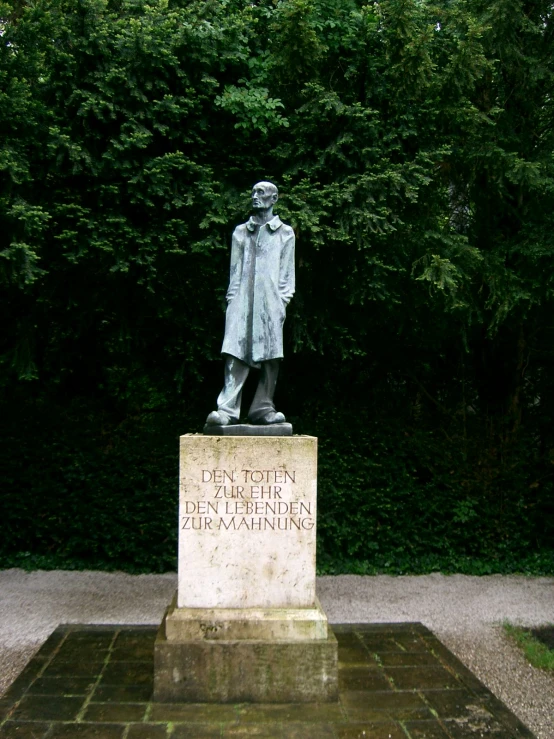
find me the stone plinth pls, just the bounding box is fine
[154,621,338,703]
[154,434,338,703]
[177,435,318,610]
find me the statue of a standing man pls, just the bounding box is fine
[206,181,295,427]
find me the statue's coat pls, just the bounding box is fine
[221,215,295,367]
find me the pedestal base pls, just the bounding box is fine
[153,597,338,703]
[159,434,338,702]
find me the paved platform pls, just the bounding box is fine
[0,622,535,738]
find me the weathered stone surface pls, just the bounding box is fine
[178,435,317,610]
[163,433,338,704]
[202,423,292,437]
[164,593,328,642]
[153,619,339,704]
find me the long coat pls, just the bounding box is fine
[221,215,295,367]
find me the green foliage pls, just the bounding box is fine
[1,0,554,573]
[504,624,554,672]
[0,393,180,572]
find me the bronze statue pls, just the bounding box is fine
[206,182,295,427]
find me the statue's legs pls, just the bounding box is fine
[214,355,250,423]
[248,359,282,423]
[206,355,285,426]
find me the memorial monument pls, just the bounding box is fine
[154,183,337,703]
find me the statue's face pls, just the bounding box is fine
[252,182,278,210]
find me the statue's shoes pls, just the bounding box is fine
[250,411,286,425]
[205,411,231,426]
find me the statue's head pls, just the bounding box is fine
[252,181,278,211]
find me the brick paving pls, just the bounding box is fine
[0,623,535,738]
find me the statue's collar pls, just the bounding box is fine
[246,215,282,232]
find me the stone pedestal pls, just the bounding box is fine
[154,434,338,703]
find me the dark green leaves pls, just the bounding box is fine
[2,0,554,573]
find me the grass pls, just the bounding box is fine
[504,622,554,671]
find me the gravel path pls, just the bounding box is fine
[1,570,553,737]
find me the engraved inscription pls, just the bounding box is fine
[181,468,313,533]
